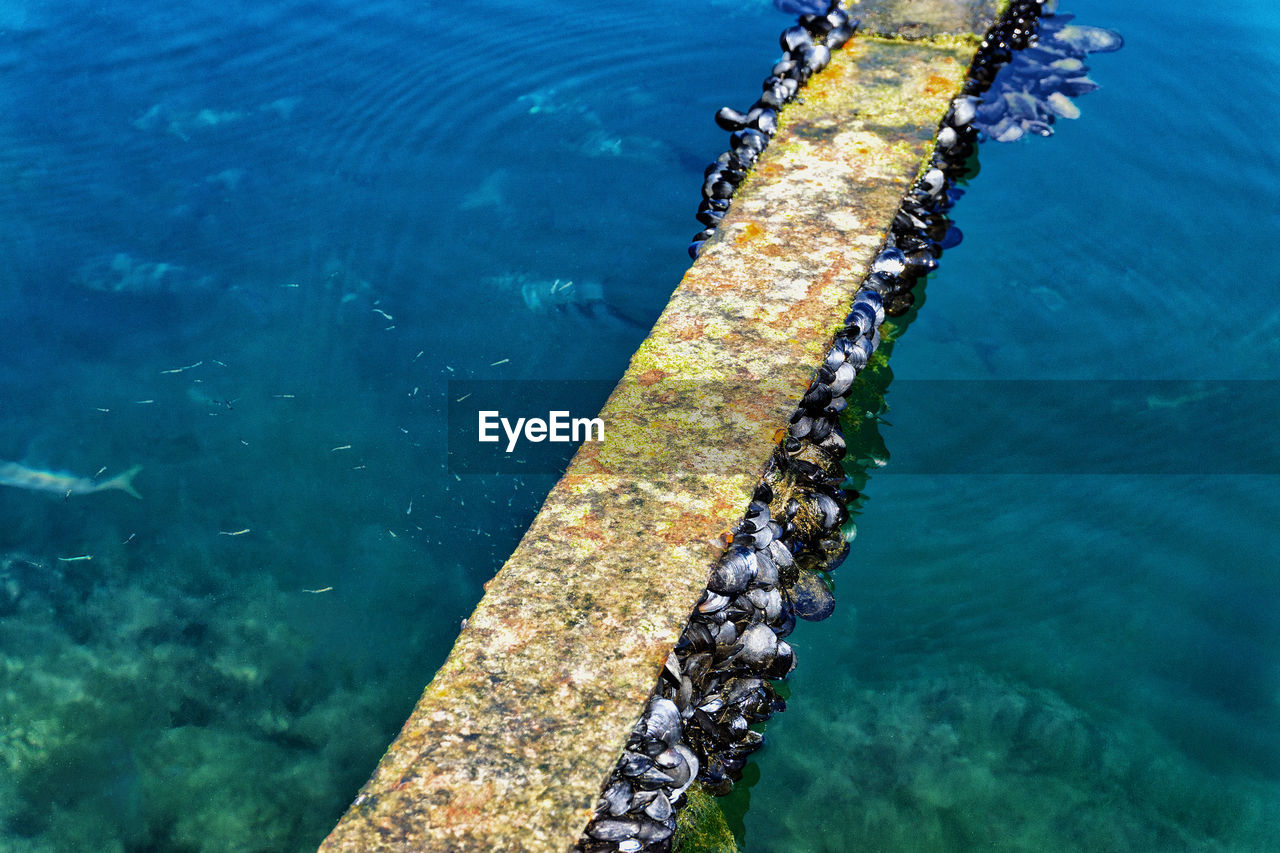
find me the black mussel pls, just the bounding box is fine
[688,241,705,260]
[808,415,833,444]
[754,548,779,589]
[828,360,857,396]
[696,208,725,228]
[746,106,778,135]
[846,301,878,336]
[700,197,731,214]
[823,341,848,371]
[919,165,947,196]
[588,818,643,842]
[692,228,715,242]
[801,44,831,74]
[799,13,835,35]
[715,106,749,131]
[789,412,813,439]
[730,623,778,668]
[825,20,854,49]
[703,178,735,200]
[885,289,915,316]
[823,540,851,572]
[772,58,799,79]
[950,95,978,126]
[861,270,898,295]
[802,381,832,410]
[895,232,941,258]
[790,571,836,621]
[730,128,768,154]
[814,492,845,529]
[603,780,633,816]
[757,86,786,110]
[774,600,797,637]
[766,538,793,568]
[668,745,698,795]
[937,125,959,149]
[753,482,774,504]
[636,764,677,786]
[764,640,796,679]
[683,650,712,684]
[871,247,907,276]
[698,590,730,614]
[682,621,715,653]
[637,818,675,844]
[644,793,673,822]
[618,752,655,778]
[904,248,939,276]
[780,25,813,54]
[709,545,758,595]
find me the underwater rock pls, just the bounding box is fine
[76,253,218,295]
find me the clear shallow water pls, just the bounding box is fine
[744,1,1280,851]
[0,0,787,848]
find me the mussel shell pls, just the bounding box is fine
[871,247,907,276]
[696,208,725,228]
[603,780,633,816]
[780,25,813,54]
[825,21,854,49]
[801,44,831,74]
[730,128,768,154]
[790,571,836,621]
[709,545,757,595]
[828,360,857,396]
[588,818,643,842]
[715,106,748,131]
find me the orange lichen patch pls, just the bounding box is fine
[924,72,954,94]
[735,221,766,244]
[636,368,667,386]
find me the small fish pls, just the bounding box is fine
[0,461,142,499]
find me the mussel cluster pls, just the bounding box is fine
[577,3,1083,851]
[964,8,1121,143]
[689,1,858,261]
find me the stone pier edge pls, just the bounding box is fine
[321,2,1006,851]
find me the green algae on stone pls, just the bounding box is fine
[674,784,740,853]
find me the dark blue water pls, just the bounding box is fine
[743,1,1280,850]
[0,0,786,848]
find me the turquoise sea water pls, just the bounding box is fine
[0,0,784,848]
[743,1,1280,851]
[0,1,1276,852]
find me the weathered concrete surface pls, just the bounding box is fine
[850,0,1004,37]
[321,34,983,853]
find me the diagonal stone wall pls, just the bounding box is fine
[320,3,1001,851]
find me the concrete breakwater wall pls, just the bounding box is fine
[321,1,1010,850]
